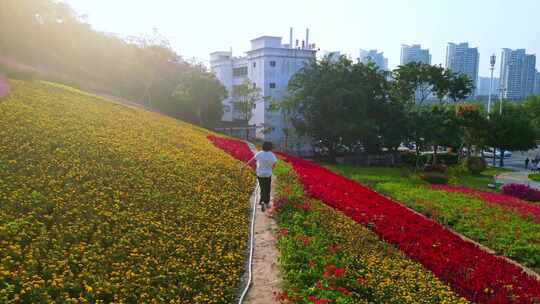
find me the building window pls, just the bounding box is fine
[270,61,276,67]
[252,62,256,68]
[269,82,276,89]
[232,66,247,77]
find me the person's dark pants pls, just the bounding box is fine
[257,176,272,205]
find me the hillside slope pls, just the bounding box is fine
[0,80,255,303]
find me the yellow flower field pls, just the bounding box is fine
[0,80,255,303]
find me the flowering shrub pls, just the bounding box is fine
[0,80,255,303]
[273,163,468,303]
[279,153,540,303]
[502,183,540,202]
[433,184,540,222]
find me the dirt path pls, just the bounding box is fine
[246,148,282,303]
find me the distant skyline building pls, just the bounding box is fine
[500,48,537,100]
[359,49,388,70]
[324,51,342,63]
[477,76,500,96]
[535,71,540,95]
[445,42,480,96]
[210,30,316,148]
[400,44,431,65]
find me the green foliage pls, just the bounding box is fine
[465,156,487,175]
[529,173,540,182]
[447,73,475,102]
[523,95,540,138]
[231,79,261,122]
[401,152,459,167]
[171,68,226,128]
[284,56,392,159]
[456,104,489,152]
[486,103,537,166]
[420,172,449,184]
[391,62,474,105]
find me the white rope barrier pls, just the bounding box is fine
[238,143,259,303]
[238,181,259,303]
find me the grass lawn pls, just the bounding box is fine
[452,167,511,191]
[326,164,509,191]
[529,173,540,182]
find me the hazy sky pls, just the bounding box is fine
[65,0,540,77]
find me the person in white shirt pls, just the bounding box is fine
[247,141,278,212]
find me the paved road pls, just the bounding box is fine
[491,148,540,189]
[496,171,540,190]
[488,150,532,171]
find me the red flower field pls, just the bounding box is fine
[278,153,540,304]
[207,135,254,168]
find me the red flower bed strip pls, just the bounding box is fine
[432,185,540,223]
[278,153,540,304]
[207,135,254,168]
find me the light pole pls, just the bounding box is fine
[487,54,496,117]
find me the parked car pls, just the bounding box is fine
[483,148,512,159]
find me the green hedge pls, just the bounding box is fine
[401,152,459,166]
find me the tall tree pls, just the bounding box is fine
[172,69,227,128]
[231,79,262,139]
[426,105,461,164]
[232,79,261,122]
[447,73,474,102]
[523,95,540,138]
[486,103,537,167]
[284,56,389,161]
[456,103,489,157]
[392,62,434,106]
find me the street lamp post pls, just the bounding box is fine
[488,54,496,117]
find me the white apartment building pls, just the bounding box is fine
[359,49,388,71]
[400,44,431,65]
[445,42,479,96]
[210,30,317,149]
[477,76,500,97]
[500,48,536,100]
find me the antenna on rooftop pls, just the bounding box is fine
[305,28,309,49]
[289,27,293,49]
